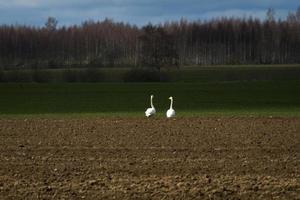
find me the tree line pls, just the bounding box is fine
[0,7,299,69]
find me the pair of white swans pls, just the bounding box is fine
[145,95,175,118]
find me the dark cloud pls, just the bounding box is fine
[0,0,299,26]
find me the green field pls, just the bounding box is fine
[0,80,299,117]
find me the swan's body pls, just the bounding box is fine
[166,96,175,118]
[145,95,156,117]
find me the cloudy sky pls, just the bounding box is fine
[0,0,299,26]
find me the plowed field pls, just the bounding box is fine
[0,117,299,199]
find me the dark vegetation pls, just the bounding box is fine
[0,66,299,83]
[123,68,169,82]
[0,8,299,70]
[0,81,299,115]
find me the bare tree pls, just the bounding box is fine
[45,17,58,31]
[266,8,276,22]
[0,7,299,69]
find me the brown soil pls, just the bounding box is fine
[0,117,299,199]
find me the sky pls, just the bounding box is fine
[0,0,299,27]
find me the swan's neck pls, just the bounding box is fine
[170,98,173,109]
[150,97,154,108]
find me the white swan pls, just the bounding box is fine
[145,95,156,117]
[166,96,175,118]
